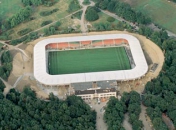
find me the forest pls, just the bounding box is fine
[94,0,151,25]
[21,0,58,6]
[0,87,96,130]
[0,51,13,80]
[139,25,176,129]
[104,91,143,130]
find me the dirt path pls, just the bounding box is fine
[78,0,88,33]
[78,0,95,33]
[90,100,107,130]
[1,77,13,96]
[123,114,132,130]
[139,104,153,130]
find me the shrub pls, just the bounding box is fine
[40,9,59,16]
[85,9,99,21]
[41,20,52,27]
[68,0,80,12]
[71,10,83,20]
[83,0,90,5]
[55,21,61,27]
[107,17,115,22]
[17,28,32,36]
[10,32,39,45]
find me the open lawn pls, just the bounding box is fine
[121,0,176,33]
[48,47,131,75]
[0,0,23,19]
[91,12,119,25]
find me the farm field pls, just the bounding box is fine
[121,0,176,33]
[48,47,131,75]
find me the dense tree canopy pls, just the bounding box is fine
[121,91,143,130]
[21,0,57,6]
[139,24,176,129]
[171,0,176,2]
[104,97,126,130]
[85,8,99,21]
[0,87,96,130]
[68,0,81,12]
[104,91,143,130]
[22,0,43,6]
[0,79,5,99]
[0,51,13,80]
[1,6,33,31]
[95,0,151,24]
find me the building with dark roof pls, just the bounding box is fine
[75,88,116,100]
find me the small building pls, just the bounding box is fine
[75,88,116,100]
[150,63,158,72]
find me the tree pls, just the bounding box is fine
[83,0,90,5]
[107,17,115,22]
[107,1,116,12]
[85,9,99,21]
[104,97,126,129]
[23,86,36,98]
[68,0,80,12]
[1,88,96,129]
[0,79,5,92]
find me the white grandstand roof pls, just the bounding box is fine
[34,34,148,85]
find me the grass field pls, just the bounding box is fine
[48,47,131,75]
[91,12,119,25]
[121,0,176,33]
[0,0,23,19]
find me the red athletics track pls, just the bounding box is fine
[69,43,80,47]
[92,41,103,46]
[58,42,69,48]
[114,39,128,45]
[46,43,69,49]
[46,39,129,49]
[46,43,58,49]
[103,39,114,45]
[80,41,91,45]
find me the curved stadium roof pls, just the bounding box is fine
[34,34,148,85]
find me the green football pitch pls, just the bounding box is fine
[48,47,131,75]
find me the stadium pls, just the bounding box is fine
[34,34,148,88]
